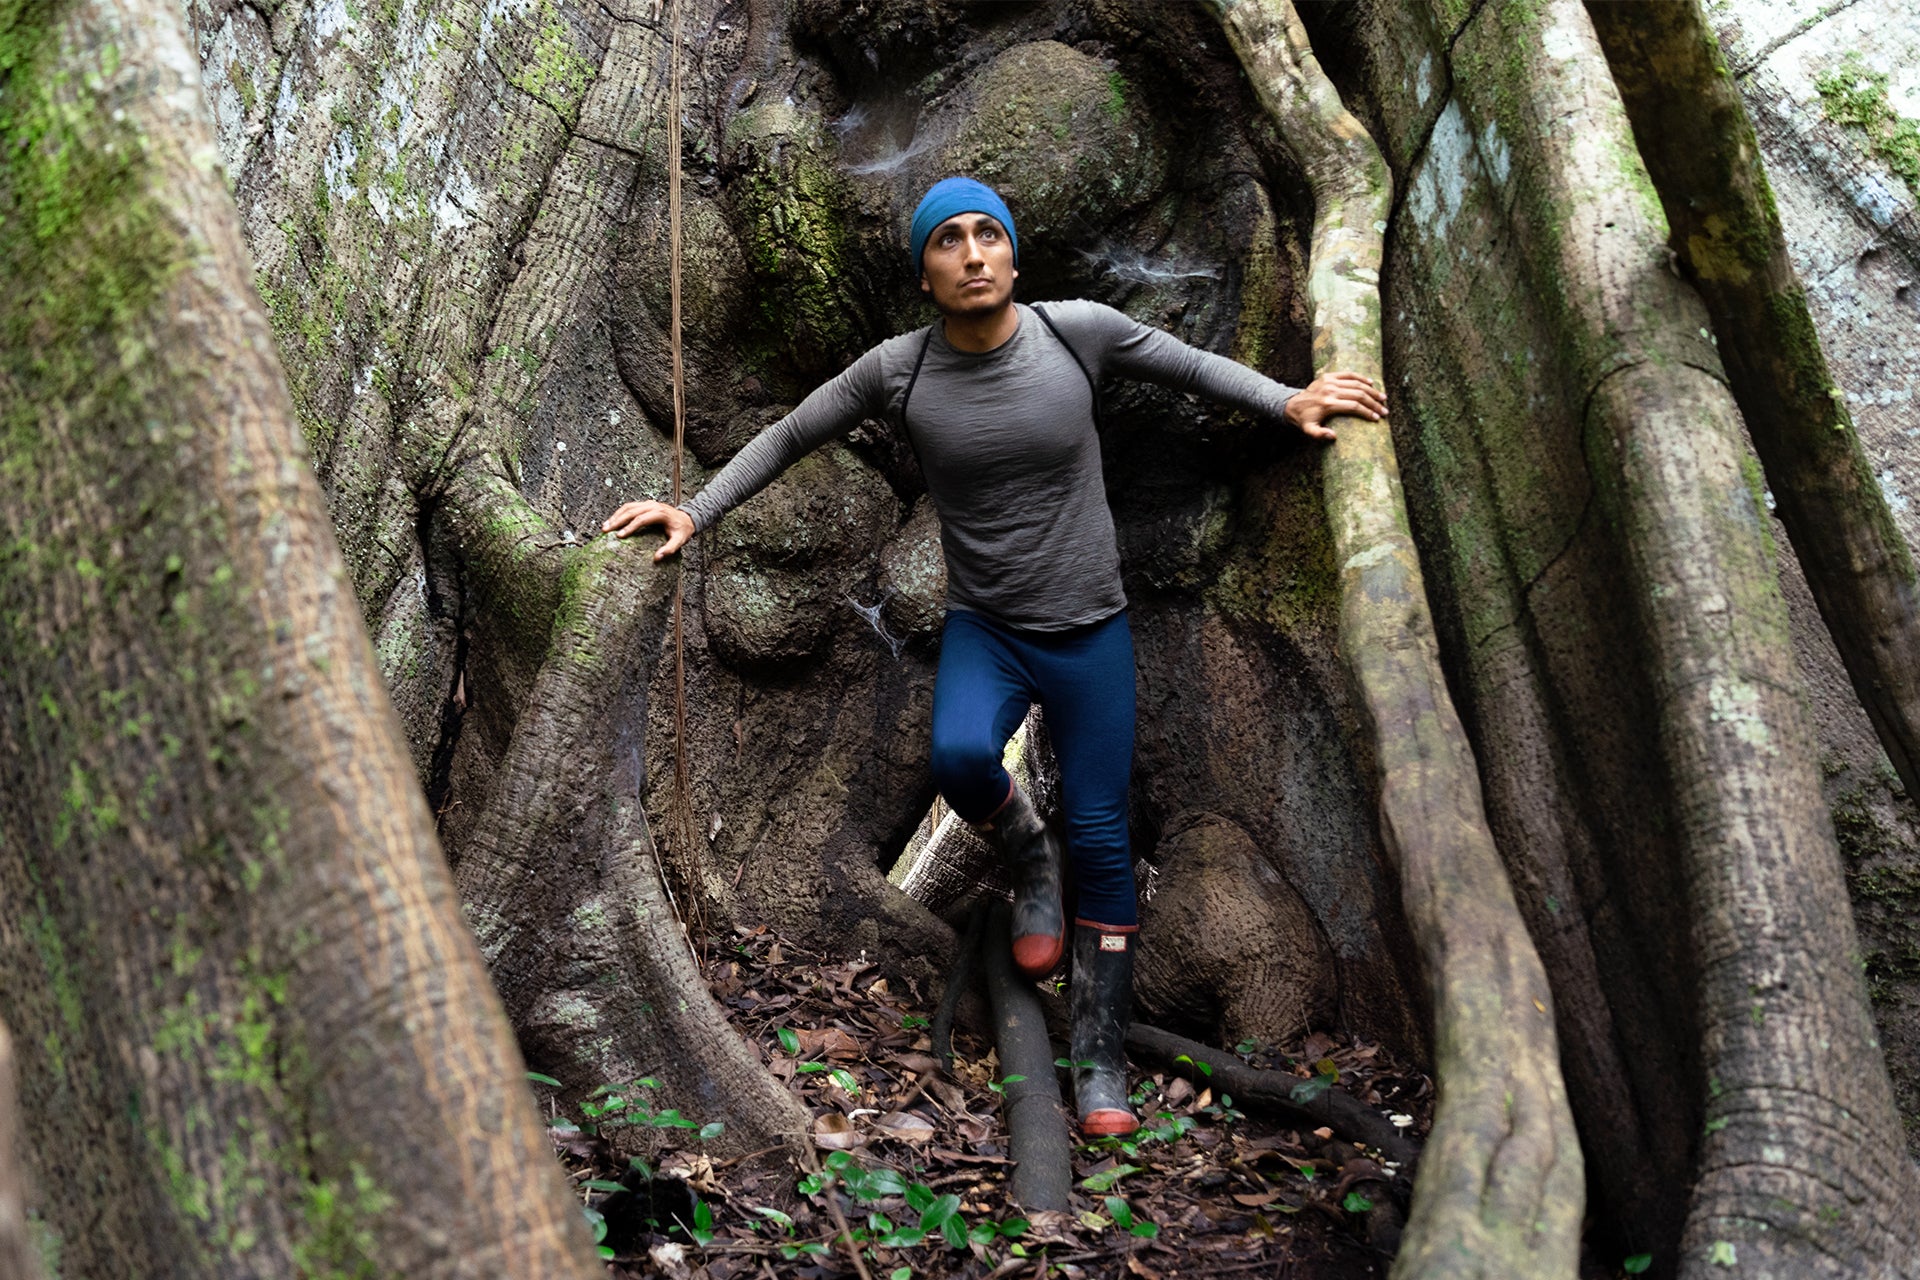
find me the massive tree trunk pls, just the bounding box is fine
[1205,2,1583,1274]
[7,0,1920,1272]
[0,0,600,1273]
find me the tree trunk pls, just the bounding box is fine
[0,0,599,1272]
[1587,0,1920,814]
[1204,2,1583,1275]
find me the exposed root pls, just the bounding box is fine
[982,904,1073,1213]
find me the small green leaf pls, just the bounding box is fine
[1129,1219,1160,1239]
[891,1269,912,1280]
[778,1027,801,1054]
[864,1168,908,1198]
[1104,1196,1134,1230]
[941,1213,968,1249]
[1704,1116,1730,1134]
[969,1221,996,1246]
[698,1121,726,1141]
[694,1201,714,1231]
[1709,1241,1737,1267]
[824,1151,855,1172]
[901,1014,930,1030]
[905,1182,936,1212]
[919,1193,960,1230]
[999,1216,1029,1238]
[1289,1076,1331,1104]
[797,1061,828,1073]
[1623,1255,1653,1275]
[580,1179,626,1192]
[798,1174,826,1196]
[1080,1164,1143,1192]
[526,1071,562,1087]
[597,1245,615,1260]
[753,1206,794,1230]
[1342,1191,1374,1213]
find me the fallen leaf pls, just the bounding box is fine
[797,1027,863,1060]
[1312,1126,1334,1140]
[1163,1077,1195,1106]
[1232,1191,1282,1207]
[812,1113,862,1150]
[873,1110,937,1142]
[649,1241,694,1280]
[1125,1256,1162,1278]
[893,1052,941,1076]
[766,942,783,964]
[1193,1088,1213,1111]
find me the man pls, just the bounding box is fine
[604,176,1387,1136]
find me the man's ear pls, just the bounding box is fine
[919,273,931,294]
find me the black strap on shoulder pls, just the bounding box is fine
[896,324,936,433]
[1031,303,1102,428]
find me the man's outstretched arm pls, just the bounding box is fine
[1064,300,1385,440]
[602,343,894,559]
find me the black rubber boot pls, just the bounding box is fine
[978,782,1065,979]
[1069,919,1139,1137]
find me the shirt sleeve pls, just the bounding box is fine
[680,342,894,532]
[1056,300,1300,423]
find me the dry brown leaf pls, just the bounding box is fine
[1125,1256,1163,1279]
[812,1112,862,1150]
[1312,1126,1334,1140]
[1231,1191,1282,1207]
[1163,1077,1195,1106]
[893,1052,941,1076]
[873,1110,937,1142]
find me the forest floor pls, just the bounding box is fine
[541,923,1432,1280]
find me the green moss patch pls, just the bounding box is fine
[1816,56,1920,199]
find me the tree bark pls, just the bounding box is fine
[0,1024,43,1280]
[0,0,600,1272]
[1587,0,1920,811]
[1204,3,1584,1276]
[1429,1,1920,1273]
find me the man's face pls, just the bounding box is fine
[919,213,1018,318]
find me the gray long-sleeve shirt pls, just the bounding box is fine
[682,300,1300,631]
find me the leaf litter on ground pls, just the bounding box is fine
[538,924,1432,1279]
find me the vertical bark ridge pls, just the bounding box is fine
[1586,0,1920,810]
[0,0,603,1273]
[1203,3,1585,1275]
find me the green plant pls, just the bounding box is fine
[1342,1191,1373,1213]
[1623,1255,1653,1275]
[790,1151,1030,1264]
[1103,1196,1159,1239]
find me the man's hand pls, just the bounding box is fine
[601,500,695,561]
[1283,370,1389,441]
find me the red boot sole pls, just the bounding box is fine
[1079,1108,1139,1137]
[1011,931,1064,979]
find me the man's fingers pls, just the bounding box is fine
[653,528,690,562]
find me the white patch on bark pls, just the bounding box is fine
[434,161,485,231]
[1409,99,1473,247]
[1708,679,1778,755]
[1875,467,1910,515]
[313,0,352,43]
[324,127,359,205]
[1417,52,1434,108]
[1478,119,1512,187]
[1539,2,1588,63]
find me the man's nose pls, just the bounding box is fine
[963,234,986,266]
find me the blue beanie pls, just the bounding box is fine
[910,177,1019,270]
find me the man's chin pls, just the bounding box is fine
[939,290,1014,318]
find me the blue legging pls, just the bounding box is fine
[929,609,1137,926]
